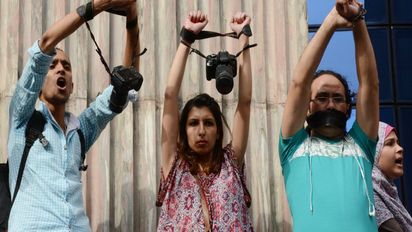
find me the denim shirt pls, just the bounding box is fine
[7,41,117,231]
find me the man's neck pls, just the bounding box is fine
[44,101,67,133]
[311,127,345,140]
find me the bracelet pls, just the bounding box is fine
[350,6,367,24]
[76,1,94,21]
[126,17,138,29]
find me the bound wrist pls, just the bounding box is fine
[238,24,252,38]
[350,7,367,25]
[126,17,138,29]
[77,1,94,21]
[180,27,196,44]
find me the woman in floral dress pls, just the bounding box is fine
[157,10,254,231]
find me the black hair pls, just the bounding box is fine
[313,70,356,118]
[178,93,229,175]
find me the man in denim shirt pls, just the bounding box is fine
[7,0,139,231]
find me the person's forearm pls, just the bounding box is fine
[164,43,190,99]
[238,35,252,104]
[39,0,111,54]
[124,5,140,68]
[281,9,338,137]
[292,11,337,86]
[353,20,378,87]
[353,18,379,138]
[78,85,117,150]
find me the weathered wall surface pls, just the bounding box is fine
[0,0,307,231]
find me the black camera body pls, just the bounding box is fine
[109,65,143,113]
[206,51,237,95]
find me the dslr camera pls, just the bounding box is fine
[206,51,237,95]
[110,65,143,113]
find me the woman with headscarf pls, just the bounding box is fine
[373,122,412,232]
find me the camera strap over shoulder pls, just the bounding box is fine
[13,111,89,204]
[12,111,46,205]
[77,129,87,171]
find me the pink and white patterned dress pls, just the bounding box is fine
[156,144,253,231]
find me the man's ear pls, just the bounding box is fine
[70,82,74,94]
[307,105,312,116]
[346,103,351,118]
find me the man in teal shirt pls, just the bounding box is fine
[279,0,379,231]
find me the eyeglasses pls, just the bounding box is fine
[311,96,346,105]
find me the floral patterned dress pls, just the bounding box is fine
[156,144,253,231]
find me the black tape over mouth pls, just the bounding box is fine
[306,109,347,131]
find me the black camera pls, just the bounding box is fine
[206,51,237,95]
[109,65,143,113]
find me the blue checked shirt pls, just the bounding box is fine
[7,41,117,231]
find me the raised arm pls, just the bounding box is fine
[230,12,252,165]
[348,3,379,139]
[124,2,140,68]
[39,0,136,54]
[161,11,208,177]
[281,5,352,138]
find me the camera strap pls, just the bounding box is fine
[181,41,257,60]
[180,24,252,44]
[181,27,237,43]
[180,25,256,59]
[84,21,147,78]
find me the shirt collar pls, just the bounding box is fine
[39,101,80,135]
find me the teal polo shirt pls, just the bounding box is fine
[279,121,378,232]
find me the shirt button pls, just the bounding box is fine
[64,144,67,150]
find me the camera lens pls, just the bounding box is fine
[215,65,234,95]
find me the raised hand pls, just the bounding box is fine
[335,0,363,21]
[183,11,208,35]
[230,12,251,36]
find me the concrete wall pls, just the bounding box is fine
[0,0,308,231]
